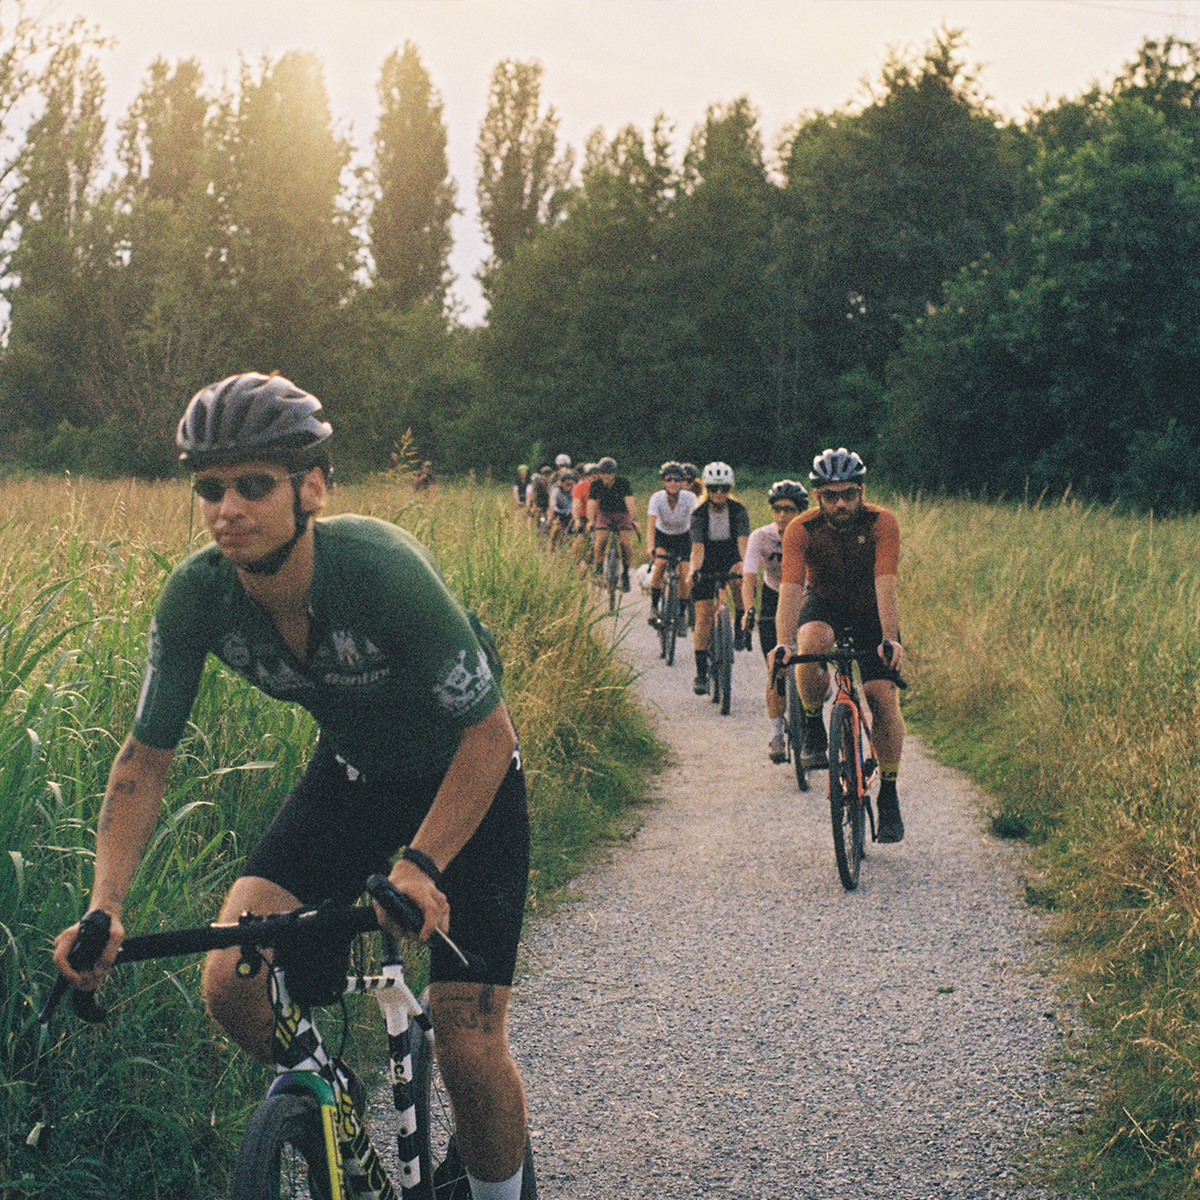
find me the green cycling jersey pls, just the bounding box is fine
[133,513,501,782]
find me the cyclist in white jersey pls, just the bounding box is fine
[741,481,808,761]
[646,461,697,626]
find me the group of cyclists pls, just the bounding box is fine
[519,448,907,848]
[49,367,906,1200]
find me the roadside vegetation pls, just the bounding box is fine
[0,475,659,1199]
[898,490,1200,1199]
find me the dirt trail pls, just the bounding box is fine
[506,589,1073,1199]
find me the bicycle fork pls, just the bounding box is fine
[267,963,426,1199]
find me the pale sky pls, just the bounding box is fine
[57,0,1200,320]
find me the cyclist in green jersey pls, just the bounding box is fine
[53,374,535,1200]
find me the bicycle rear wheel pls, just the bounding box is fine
[829,702,865,890]
[785,669,808,792]
[410,1005,538,1200]
[230,1092,335,1200]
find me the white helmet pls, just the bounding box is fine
[702,461,734,488]
[554,453,572,468]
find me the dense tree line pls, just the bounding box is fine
[481,32,1200,509]
[0,8,1194,508]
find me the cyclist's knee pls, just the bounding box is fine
[797,620,833,652]
[430,985,512,1087]
[202,948,274,1060]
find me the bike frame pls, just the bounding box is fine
[43,880,456,1200]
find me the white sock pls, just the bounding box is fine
[468,1165,523,1200]
[771,717,784,735]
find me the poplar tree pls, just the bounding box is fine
[476,59,572,289]
[222,51,359,386]
[370,42,456,310]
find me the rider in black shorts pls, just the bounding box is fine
[55,374,536,1199]
[689,462,750,694]
[741,480,807,761]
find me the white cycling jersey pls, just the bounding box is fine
[647,488,697,536]
[744,523,785,592]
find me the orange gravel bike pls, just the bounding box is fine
[777,637,905,890]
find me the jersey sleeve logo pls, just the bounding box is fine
[221,632,252,670]
[434,648,494,715]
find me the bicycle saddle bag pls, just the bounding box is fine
[273,907,353,1008]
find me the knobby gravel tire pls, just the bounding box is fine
[230,1092,335,1200]
[604,543,621,613]
[829,702,864,891]
[663,575,679,667]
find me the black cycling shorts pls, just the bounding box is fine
[758,584,779,656]
[653,530,691,562]
[243,737,530,986]
[797,590,900,685]
[692,546,741,600]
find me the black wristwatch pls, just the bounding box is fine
[401,846,443,889]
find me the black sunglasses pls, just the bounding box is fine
[708,484,731,493]
[663,475,683,483]
[771,502,799,513]
[193,472,295,503]
[818,485,861,503]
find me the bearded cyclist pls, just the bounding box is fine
[53,374,536,1200]
[690,462,750,694]
[775,447,906,843]
[741,480,807,761]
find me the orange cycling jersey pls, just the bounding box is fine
[780,503,900,613]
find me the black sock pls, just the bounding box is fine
[651,587,662,608]
[879,778,897,800]
[695,650,708,674]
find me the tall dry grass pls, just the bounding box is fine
[896,491,1200,1198]
[0,475,658,1199]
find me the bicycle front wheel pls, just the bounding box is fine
[409,1017,450,1199]
[605,545,621,612]
[829,702,864,891]
[230,1092,335,1200]
[663,576,679,666]
[715,610,734,715]
[785,669,808,792]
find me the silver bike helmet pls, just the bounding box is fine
[809,447,866,484]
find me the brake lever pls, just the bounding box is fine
[366,874,486,974]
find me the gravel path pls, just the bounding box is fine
[504,591,1075,1199]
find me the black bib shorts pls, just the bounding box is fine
[244,737,530,987]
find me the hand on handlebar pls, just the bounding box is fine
[53,908,124,992]
[382,858,449,943]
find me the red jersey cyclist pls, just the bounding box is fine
[775,447,906,842]
[689,462,750,694]
[741,480,808,762]
[646,461,697,626]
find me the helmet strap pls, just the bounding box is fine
[240,476,310,577]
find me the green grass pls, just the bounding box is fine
[0,476,660,1199]
[894,491,1200,1199]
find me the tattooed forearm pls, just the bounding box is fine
[117,742,137,765]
